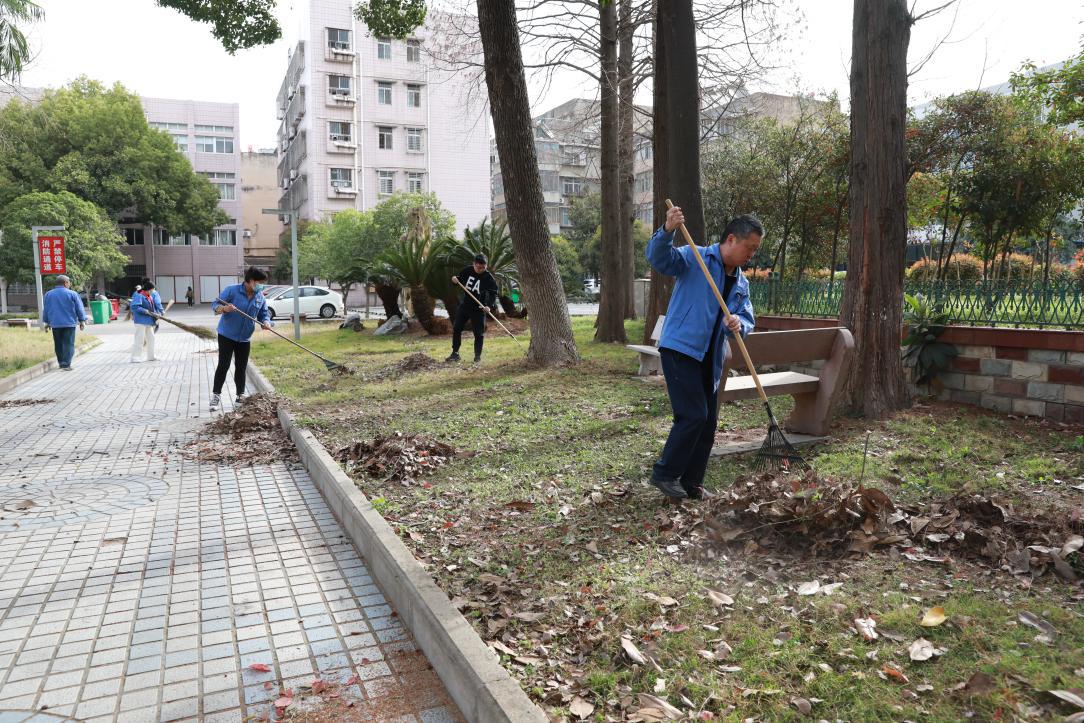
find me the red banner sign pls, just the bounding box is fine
[39,236,66,275]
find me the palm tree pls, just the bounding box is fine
[0,0,43,81]
[382,207,445,334]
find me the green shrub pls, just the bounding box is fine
[907,254,983,281]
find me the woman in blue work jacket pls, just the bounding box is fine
[209,267,272,410]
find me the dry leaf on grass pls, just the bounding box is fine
[797,581,821,596]
[569,695,595,719]
[908,638,945,662]
[706,589,734,607]
[1018,611,1058,642]
[854,617,878,641]
[791,696,813,715]
[920,606,948,627]
[954,672,996,696]
[1047,689,1084,709]
[1062,535,1084,557]
[622,636,647,665]
[881,665,909,684]
[635,693,683,719]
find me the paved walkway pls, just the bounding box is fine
[0,327,458,722]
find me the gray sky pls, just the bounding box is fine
[16,0,1083,148]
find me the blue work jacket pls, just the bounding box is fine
[130,291,163,326]
[646,226,756,391]
[42,286,86,328]
[212,284,270,343]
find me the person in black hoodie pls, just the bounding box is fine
[447,253,499,363]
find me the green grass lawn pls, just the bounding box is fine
[254,319,1084,721]
[0,326,96,379]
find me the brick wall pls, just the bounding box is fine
[756,316,1084,423]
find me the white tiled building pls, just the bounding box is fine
[275,1,490,233]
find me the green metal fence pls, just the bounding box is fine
[749,279,1084,330]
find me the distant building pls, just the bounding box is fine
[274,0,490,233]
[0,87,243,307]
[240,149,283,272]
[492,91,833,237]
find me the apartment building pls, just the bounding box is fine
[493,92,830,236]
[275,1,490,233]
[240,148,284,272]
[0,87,243,308]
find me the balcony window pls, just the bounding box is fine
[377,81,392,105]
[328,74,352,97]
[406,127,422,152]
[406,84,421,108]
[377,38,391,59]
[377,170,394,196]
[330,168,353,189]
[562,176,584,195]
[329,121,352,143]
[407,39,421,62]
[407,172,423,193]
[327,28,351,51]
[122,228,144,246]
[378,126,394,150]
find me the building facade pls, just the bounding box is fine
[240,149,284,272]
[275,1,490,235]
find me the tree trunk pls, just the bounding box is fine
[477,0,580,365]
[442,292,460,320]
[618,0,637,320]
[410,284,442,334]
[595,0,626,343]
[498,294,526,318]
[644,0,676,343]
[836,0,911,418]
[0,278,7,315]
[374,282,403,319]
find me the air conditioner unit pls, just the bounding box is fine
[281,180,289,189]
[290,169,298,179]
[288,85,296,99]
[330,134,352,143]
[329,87,349,96]
[243,229,253,238]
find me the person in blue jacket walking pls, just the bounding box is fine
[645,205,762,500]
[209,267,272,410]
[41,275,86,371]
[129,280,163,363]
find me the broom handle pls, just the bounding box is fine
[453,277,520,343]
[664,199,769,404]
[215,298,335,362]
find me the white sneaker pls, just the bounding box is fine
[129,358,143,364]
[236,393,246,403]
[209,393,220,410]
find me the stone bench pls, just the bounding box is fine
[5,318,33,329]
[720,326,855,436]
[626,315,666,375]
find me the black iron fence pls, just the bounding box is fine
[749,279,1084,330]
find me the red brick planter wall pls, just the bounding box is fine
[756,316,1084,423]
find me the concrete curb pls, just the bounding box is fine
[0,339,100,396]
[247,363,548,723]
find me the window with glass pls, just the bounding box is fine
[195,136,234,153]
[539,170,559,193]
[406,84,421,108]
[170,134,188,151]
[328,74,352,96]
[122,228,144,246]
[195,124,234,134]
[327,28,351,50]
[377,38,391,59]
[377,81,392,105]
[149,121,186,131]
[406,127,422,152]
[407,39,421,62]
[329,121,352,142]
[561,176,584,195]
[407,172,424,193]
[330,168,353,188]
[213,229,237,246]
[154,229,190,246]
[378,126,394,150]
[215,183,235,200]
[378,170,394,196]
[561,207,571,226]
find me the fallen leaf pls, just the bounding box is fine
[706,589,734,607]
[714,641,733,660]
[920,606,947,627]
[569,695,595,719]
[1047,689,1084,709]
[854,617,878,641]
[344,675,359,685]
[645,592,679,607]
[513,611,546,622]
[882,665,909,684]
[654,678,666,693]
[636,693,683,719]
[1018,611,1058,641]
[665,624,688,633]
[696,650,715,661]
[273,696,293,709]
[821,583,844,595]
[797,581,820,596]
[909,638,944,662]
[622,636,647,665]
[311,679,327,694]
[916,684,934,693]
[1063,535,1084,557]
[791,697,812,715]
[956,672,996,696]
[248,663,272,673]
[505,500,535,512]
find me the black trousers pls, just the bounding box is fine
[653,315,723,493]
[212,335,251,395]
[451,304,486,357]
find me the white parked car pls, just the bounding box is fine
[265,285,345,319]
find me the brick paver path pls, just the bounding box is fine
[0,328,458,722]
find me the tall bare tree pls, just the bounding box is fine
[836,0,911,416]
[595,0,626,342]
[478,0,581,365]
[618,0,637,319]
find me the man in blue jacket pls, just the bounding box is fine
[645,206,762,500]
[209,267,272,410]
[41,275,86,371]
[130,280,163,363]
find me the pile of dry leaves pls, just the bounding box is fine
[333,431,470,485]
[363,352,443,382]
[0,398,54,409]
[682,471,1083,582]
[182,392,298,466]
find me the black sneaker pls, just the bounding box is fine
[687,486,714,501]
[445,352,460,362]
[473,354,482,364]
[649,475,687,499]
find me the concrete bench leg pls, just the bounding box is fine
[638,353,662,376]
[785,391,825,435]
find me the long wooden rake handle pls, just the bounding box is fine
[665,199,768,404]
[453,278,520,343]
[214,298,342,365]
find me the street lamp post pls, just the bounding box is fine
[262,208,300,340]
[31,225,66,327]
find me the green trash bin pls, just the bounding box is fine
[90,299,110,325]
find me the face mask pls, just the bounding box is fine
[255,284,265,293]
